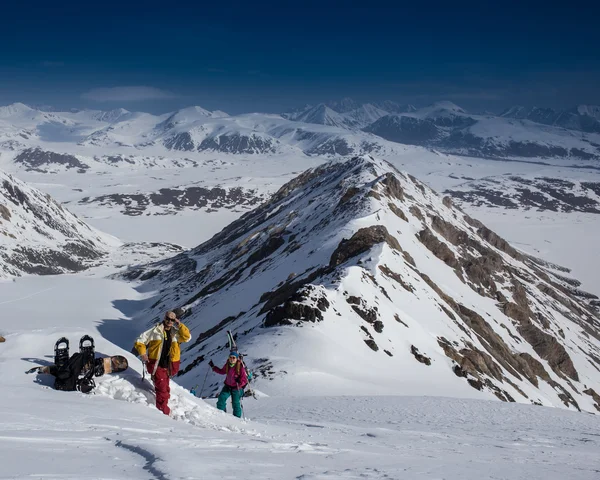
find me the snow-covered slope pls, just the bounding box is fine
[122,156,600,413]
[2,273,599,480]
[0,169,116,277]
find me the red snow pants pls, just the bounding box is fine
[153,367,171,415]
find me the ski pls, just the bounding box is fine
[226,330,237,353]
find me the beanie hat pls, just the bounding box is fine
[229,351,239,358]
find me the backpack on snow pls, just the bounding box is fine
[54,352,96,393]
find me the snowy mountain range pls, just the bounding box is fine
[1,99,600,176]
[121,156,600,413]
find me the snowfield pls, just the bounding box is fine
[1,276,599,480]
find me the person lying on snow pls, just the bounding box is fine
[209,351,248,418]
[134,310,192,416]
[25,335,128,393]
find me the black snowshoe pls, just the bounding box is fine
[54,337,69,369]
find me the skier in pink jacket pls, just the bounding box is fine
[209,351,248,417]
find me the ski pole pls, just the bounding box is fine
[198,365,210,398]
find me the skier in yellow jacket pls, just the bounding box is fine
[134,310,191,415]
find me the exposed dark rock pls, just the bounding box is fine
[346,296,361,305]
[517,321,579,381]
[140,269,160,281]
[83,185,264,216]
[394,314,409,328]
[360,325,373,338]
[431,215,470,246]
[409,205,424,221]
[417,228,459,268]
[364,339,379,351]
[476,225,523,260]
[329,225,401,267]
[384,349,393,357]
[264,285,329,327]
[442,196,453,208]
[410,345,431,365]
[378,265,414,292]
[440,304,457,320]
[351,304,379,324]
[461,255,502,296]
[199,133,277,154]
[373,320,384,333]
[380,172,405,201]
[517,353,551,386]
[388,203,408,221]
[258,267,328,315]
[338,187,360,206]
[503,281,580,381]
[0,204,10,221]
[14,148,89,171]
[463,214,484,229]
[367,190,382,200]
[583,388,600,411]
[246,235,285,267]
[468,378,484,390]
[164,132,195,151]
[459,348,503,380]
[402,251,416,267]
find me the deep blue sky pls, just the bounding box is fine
[0,0,598,114]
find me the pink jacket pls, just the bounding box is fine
[212,362,248,389]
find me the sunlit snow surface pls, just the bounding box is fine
[1,276,599,480]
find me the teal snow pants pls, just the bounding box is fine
[216,385,244,418]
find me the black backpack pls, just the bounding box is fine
[54,352,95,393]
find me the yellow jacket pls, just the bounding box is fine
[134,323,191,375]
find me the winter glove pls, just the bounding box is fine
[208,360,215,368]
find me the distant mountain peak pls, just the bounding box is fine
[0,103,34,117]
[325,97,360,113]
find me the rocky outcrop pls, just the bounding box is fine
[264,285,330,327]
[417,228,459,269]
[330,225,401,267]
[410,345,431,365]
[0,204,10,221]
